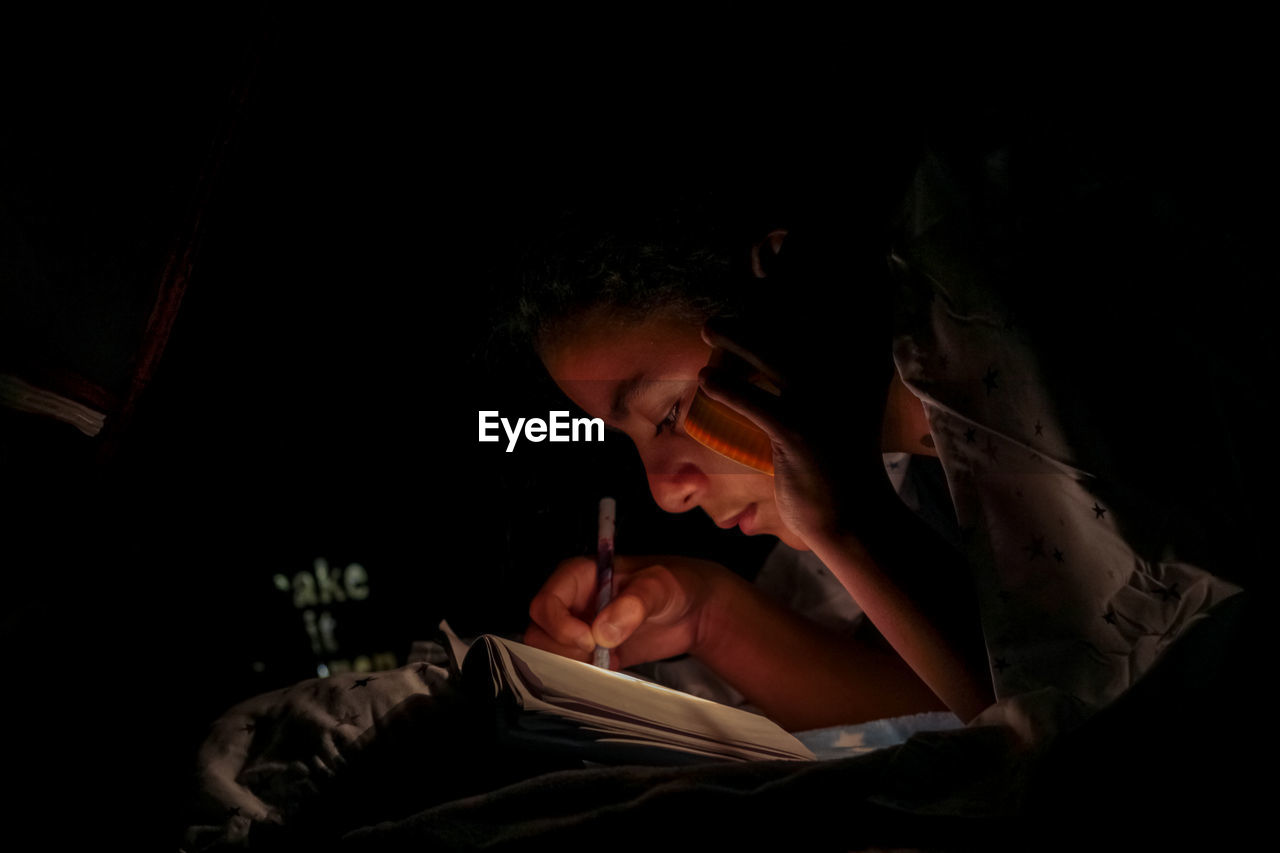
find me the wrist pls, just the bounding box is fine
[799,469,902,549]
[688,566,753,663]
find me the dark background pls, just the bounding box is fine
[0,16,1270,845]
[1,17,800,839]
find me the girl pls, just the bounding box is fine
[522,258,994,728]
[516,157,1243,739]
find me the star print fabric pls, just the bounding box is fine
[889,150,1242,714]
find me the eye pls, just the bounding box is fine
[654,400,681,437]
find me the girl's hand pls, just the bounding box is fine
[697,226,901,546]
[697,315,897,548]
[698,239,996,720]
[525,554,728,670]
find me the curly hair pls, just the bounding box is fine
[506,191,760,356]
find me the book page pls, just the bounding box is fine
[472,635,814,762]
[436,619,474,677]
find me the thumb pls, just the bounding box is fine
[592,567,680,648]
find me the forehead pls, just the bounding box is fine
[541,312,709,414]
[542,311,706,379]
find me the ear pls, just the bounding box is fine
[749,229,789,278]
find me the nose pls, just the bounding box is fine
[643,453,707,514]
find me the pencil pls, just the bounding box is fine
[593,497,616,669]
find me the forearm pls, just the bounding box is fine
[691,569,946,732]
[806,492,994,723]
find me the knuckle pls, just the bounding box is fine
[556,555,591,574]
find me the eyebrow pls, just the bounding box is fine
[609,374,650,422]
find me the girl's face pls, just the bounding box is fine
[541,310,809,550]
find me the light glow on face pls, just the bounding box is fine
[541,311,808,550]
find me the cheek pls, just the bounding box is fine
[634,435,682,477]
[733,472,779,502]
[638,433,719,476]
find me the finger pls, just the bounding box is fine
[528,597,596,653]
[698,365,792,441]
[700,318,788,391]
[547,555,602,613]
[524,621,593,661]
[593,567,680,648]
[528,558,599,653]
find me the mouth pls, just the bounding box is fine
[716,504,758,534]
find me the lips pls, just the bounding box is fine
[717,504,758,534]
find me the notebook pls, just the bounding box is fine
[442,624,814,765]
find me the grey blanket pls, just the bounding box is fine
[184,593,1255,852]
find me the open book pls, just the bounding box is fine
[443,625,814,765]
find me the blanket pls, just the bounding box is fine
[182,592,1253,851]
